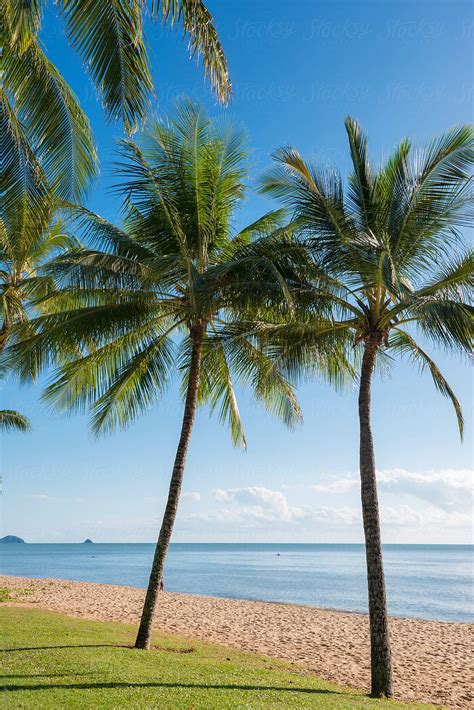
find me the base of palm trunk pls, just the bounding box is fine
[134,642,151,650]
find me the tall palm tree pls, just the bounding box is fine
[9,102,319,650]
[260,121,473,697]
[2,0,230,201]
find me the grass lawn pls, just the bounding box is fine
[1,606,431,709]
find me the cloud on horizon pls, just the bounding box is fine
[174,468,474,542]
[17,469,473,543]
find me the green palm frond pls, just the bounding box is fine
[196,333,247,448]
[58,0,153,131]
[406,299,473,352]
[4,40,98,200]
[415,250,474,300]
[389,329,464,437]
[5,0,43,52]
[0,94,49,232]
[3,0,231,217]
[344,117,377,232]
[0,409,31,432]
[152,0,231,104]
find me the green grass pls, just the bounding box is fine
[1,607,432,709]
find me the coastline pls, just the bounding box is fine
[1,574,472,708]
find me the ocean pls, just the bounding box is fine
[1,543,472,623]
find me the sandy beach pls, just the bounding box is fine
[1,575,472,708]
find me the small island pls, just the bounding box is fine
[83,539,94,544]
[0,535,26,544]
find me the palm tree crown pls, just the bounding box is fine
[15,102,303,440]
[261,120,473,433]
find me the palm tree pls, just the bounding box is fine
[260,121,473,697]
[2,0,230,201]
[10,102,315,650]
[0,409,31,432]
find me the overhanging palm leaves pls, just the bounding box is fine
[2,13,98,202]
[3,0,230,136]
[260,119,473,697]
[0,409,31,432]
[2,0,230,213]
[0,181,78,354]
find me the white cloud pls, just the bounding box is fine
[192,476,474,538]
[208,487,361,527]
[20,469,474,543]
[312,478,358,494]
[182,491,201,502]
[377,468,473,511]
[310,468,473,513]
[212,486,298,521]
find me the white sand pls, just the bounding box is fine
[1,575,472,708]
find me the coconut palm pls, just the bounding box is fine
[2,0,230,201]
[8,102,329,650]
[260,120,473,697]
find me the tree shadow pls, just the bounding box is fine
[2,671,97,687]
[3,681,340,695]
[3,644,116,652]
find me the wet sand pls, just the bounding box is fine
[1,575,472,708]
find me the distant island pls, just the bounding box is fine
[0,535,25,544]
[83,539,94,544]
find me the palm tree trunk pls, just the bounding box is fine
[134,325,204,650]
[359,340,393,697]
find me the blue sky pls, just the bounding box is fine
[2,0,472,543]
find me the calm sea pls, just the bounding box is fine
[1,543,472,623]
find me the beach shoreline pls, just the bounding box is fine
[1,574,473,708]
[4,569,472,625]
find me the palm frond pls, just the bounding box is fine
[344,116,377,232]
[152,0,231,104]
[389,329,464,437]
[4,40,98,199]
[0,409,31,432]
[58,0,153,131]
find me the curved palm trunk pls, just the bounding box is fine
[135,326,204,650]
[359,341,393,697]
